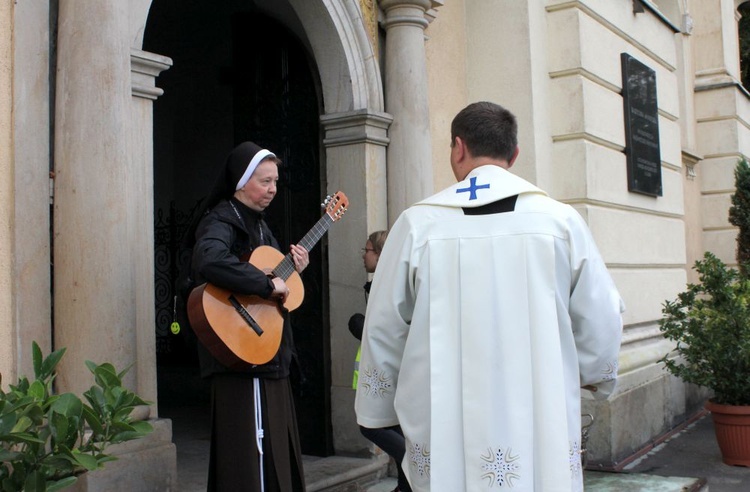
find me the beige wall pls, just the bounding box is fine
[425,0,468,190]
[0,0,13,387]
[420,0,744,464]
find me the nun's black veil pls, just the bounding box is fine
[182,141,266,250]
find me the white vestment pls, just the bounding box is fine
[355,165,624,492]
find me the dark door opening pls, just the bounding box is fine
[144,0,332,457]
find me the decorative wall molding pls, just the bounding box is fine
[130,48,172,100]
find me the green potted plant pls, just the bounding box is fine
[659,158,750,466]
[0,342,153,491]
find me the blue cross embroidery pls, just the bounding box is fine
[456,177,490,200]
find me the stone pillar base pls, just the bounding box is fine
[70,418,176,491]
[583,374,710,468]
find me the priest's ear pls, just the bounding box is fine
[506,146,520,169]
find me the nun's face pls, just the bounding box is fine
[236,159,278,211]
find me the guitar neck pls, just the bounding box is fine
[272,213,334,281]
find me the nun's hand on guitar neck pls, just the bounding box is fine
[290,244,309,273]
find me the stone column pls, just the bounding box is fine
[692,0,740,89]
[0,0,13,386]
[11,0,52,383]
[130,48,172,413]
[54,0,136,397]
[692,0,745,264]
[320,109,391,453]
[380,0,434,224]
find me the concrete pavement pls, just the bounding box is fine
[167,403,750,491]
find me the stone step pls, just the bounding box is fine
[354,469,709,492]
[585,471,707,491]
[304,454,390,492]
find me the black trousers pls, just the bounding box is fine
[360,425,412,492]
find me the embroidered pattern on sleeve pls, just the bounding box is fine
[602,359,618,381]
[360,366,393,398]
[569,440,584,487]
[408,441,431,478]
[569,440,582,474]
[480,447,520,488]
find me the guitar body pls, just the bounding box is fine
[187,190,348,369]
[188,246,304,368]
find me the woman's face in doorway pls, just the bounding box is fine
[236,159,278,212]
[362,240,379,274]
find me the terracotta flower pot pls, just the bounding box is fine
[705,400,750,467]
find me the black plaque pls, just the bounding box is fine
[621,53,663,196]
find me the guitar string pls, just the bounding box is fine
[273,214,334,279]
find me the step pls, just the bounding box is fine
[359,470,708,492]
[305,454,390,492]
[585,471,707,491]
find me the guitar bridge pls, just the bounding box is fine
[228,295,264,336]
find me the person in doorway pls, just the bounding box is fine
[348,230,411,492]
[188,141,308,491]
[355,102,624,492]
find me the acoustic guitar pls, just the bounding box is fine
[188,191,348,368]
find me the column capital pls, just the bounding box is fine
[378,0,433,29]
[320,109,393,147]
[131,49,173,100]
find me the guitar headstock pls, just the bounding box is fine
[322,191,349,222]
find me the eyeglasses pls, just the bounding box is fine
[361,248,376,253]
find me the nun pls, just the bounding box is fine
[188,141,308,491]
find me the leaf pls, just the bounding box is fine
[25,403,45,426]
[82,386,106,414]
[0,412,18,435]
[2,432,45,445]
[130,420,153,434]
[40,347,67,381]
[50,412,70,446]
[0,449,21,462]
[28,381,45,400]
[92,363,121,389]
[50,393,83,419]
[116,362,134,381]
[11,415,33,433]
[46,476,78,492]
[32,342,43,380]
[81,404,104,436]
[110,431,144,443]
[70,450,102,471]
[23,470,46,492]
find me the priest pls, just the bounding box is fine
[355,101,624,492]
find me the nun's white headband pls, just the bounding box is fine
[235,149,276,190]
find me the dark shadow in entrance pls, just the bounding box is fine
[144,0,332,459]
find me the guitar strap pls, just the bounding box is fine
[253,377,265,492]
[230,199,266,245]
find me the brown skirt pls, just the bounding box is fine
[208,374,305,492]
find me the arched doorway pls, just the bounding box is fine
[144,0,332,456]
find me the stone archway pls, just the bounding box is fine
[132,0,391,455]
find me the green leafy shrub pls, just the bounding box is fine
[0,342,153,492]
[729,158,750,275]
[660,158,750,406]
[659,252,750,406]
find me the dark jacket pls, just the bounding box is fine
[348,281,372,341]
[190,198,296,379]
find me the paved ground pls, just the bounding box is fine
[164,402,750,491]
[625,412,750,491]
